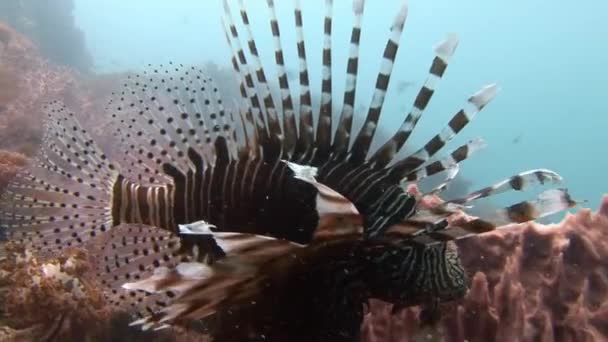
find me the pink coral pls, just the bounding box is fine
[362,195,608,342]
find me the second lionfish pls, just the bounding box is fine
[0,0,577,340]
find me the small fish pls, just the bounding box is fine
[512,133,524,144]
[0,0,578,339]
[395,80,414,93]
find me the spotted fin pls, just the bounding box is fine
[0,101,118,255]
[90,224,192,318]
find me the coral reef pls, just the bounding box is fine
[0,150,27,194]
[0,243,110,341]
[361,195,608,342]
[0,0,92,73]
[0,242,206,342]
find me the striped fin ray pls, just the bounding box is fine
[370,34,460,168]
[233,0,284,157]
[293,0,314,159]
[222,25,267,153]
[387,84,500,182]
[445,169,564,206]
[314,0,334,161]
[349,0,409,165]
[423,162,460,196]
[401,138,486,184]
[0,102,117,253]
[266,0,298,158]
[221,1,270,150]
[332,0,366,157]
[393,188,578,246]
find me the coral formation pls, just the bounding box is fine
[361,195,608,342]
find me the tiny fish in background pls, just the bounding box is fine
[0,0,579,340]
[512,133,524,144]
[395,80,415,93]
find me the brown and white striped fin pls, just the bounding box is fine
[266,0,298,158]
[293,0,315,158]
[283,161,364,241]
[126,261,256,330]
[0,102,118,254]
[414,188,577,245]
[370,34,459,167]
[388,84,499,181]
[183,229,304,262]
[349,0,409,164]
[125,231,305,328]
[402,138,486,183]
[314,0,334,160]
[221,1,269,147]
[445,169,564,206]
[234,0,284,153]
[384,188,577,246]
[424,162,460,196]
[333,0,366,156]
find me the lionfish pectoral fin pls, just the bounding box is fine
[178,220,217,235]
[126,230,305,329]
[202,231,304,261]
[283,160,364,241]
[406,189,577,245]
[125,264,251,329]
[446,169,564,206]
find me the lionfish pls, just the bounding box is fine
[0,0,577,340]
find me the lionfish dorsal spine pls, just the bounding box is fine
[332,0,365,157]
[221,0,270,150]
[293,0,315,160]
[387,83,500,183]
[234,0,285,160]
[313,0,334,161]
[349,0,409,165]
[266,0,298,158]
[370,33,460,168]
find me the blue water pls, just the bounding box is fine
[73,0,608,214]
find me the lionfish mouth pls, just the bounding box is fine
[0,0,576,337]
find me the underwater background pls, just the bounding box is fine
[1,0,608,341]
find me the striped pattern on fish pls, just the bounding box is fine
[0,0,578,339]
